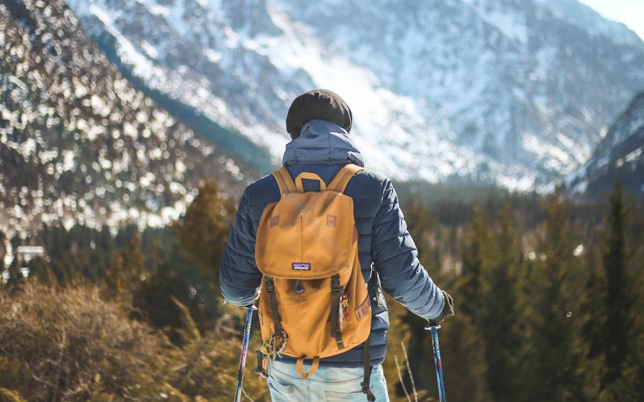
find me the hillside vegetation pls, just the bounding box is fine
[1,179,642,401]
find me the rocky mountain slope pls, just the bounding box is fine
[567,91,644,198]
[65,0,644,191]
[0,0,251,236]
[2,0,643,238]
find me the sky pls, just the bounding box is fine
[578,0,644,40]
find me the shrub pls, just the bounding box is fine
[0,281,172,400]
[0,280,270,401]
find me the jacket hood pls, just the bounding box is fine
[282,120,364,167]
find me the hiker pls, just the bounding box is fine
[220,89,454,401]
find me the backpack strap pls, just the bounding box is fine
[265,277,283,342]
[273,164,363,194]
[272,167,297,195]
[328,164,364,192]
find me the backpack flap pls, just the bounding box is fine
[256,190,357,279]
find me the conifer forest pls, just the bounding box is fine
[1,179,643,401]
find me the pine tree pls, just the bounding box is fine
[102,232,146,307]
[482,200,525,402]
[521,188,587,401]
[458,206,497,318]
[174,178,236,285]
[424,205,497,401]
[601,180,631,386]
[590,179,641,400]
[405,197,444,276]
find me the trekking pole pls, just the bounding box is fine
[235,304,256,402]
[425,321,447,402]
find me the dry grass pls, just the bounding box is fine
[0,280,269,401]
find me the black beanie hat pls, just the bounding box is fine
[286,89,353,138]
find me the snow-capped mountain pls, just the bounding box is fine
[566,91,644,198]
[64,0,644,191]
[0,0,250,237]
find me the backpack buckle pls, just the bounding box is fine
[265,277,275,293]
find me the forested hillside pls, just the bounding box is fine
[1,180,642,401]
[0,0,252,237]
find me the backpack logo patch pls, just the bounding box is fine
[269,216,280,227]
[326,214,337,228]
[292,262,311,271]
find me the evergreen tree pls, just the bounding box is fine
[102,232,146,307]
[482,200,525,402]
[405,197,444,279]
[631,201,644,400]
[174,178,236,286]
[422,205,497,401]
[458,206,497,318]
[134,241,217,343]
[588,179,641,400]
[438,314,491,402]
[600,181,632,388]
[522,188,587,401]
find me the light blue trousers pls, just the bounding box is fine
[267,359,390,401]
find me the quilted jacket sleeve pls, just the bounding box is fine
[219,190,263,307]
[371,178,445,320]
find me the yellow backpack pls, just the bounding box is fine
[255,164,372,379]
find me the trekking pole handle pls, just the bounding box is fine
[424,320,441,330]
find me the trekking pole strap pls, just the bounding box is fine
[361,337,375,401]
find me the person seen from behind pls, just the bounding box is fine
[220,88,454,401]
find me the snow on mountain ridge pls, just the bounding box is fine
[537,0,644,47]
[565,91,644,197]
[267,0,643,175]
[65,0,644,191]
[70,0,489,184]
[468,0,530,46]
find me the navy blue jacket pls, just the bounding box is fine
[220,120,445,366]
